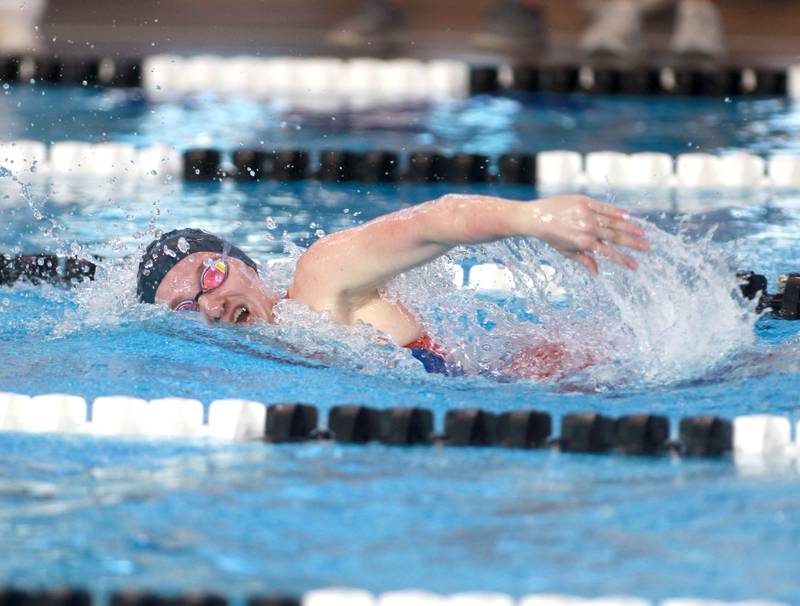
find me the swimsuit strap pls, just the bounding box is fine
[404,334,443,352]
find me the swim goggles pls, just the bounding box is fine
[173,242,230,312]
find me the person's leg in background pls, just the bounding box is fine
[471,0,547,54]
[579,0,725,60]
[579,0,644,57]
[669,0,725,59]
[0,0,47,53]
[327,0,406,50]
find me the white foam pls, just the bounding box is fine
[207,399,266,440]
[469,263,516,294]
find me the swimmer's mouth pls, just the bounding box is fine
[233,305,250,324]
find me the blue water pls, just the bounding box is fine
[1,87,800,603]
[0,85,797,155]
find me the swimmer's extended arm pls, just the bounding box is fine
[290,194,649,309]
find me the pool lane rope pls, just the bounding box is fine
[2,52,797,100]
[1,588,792,606]
[0,587,790,606]
[2,140,800,188]
[0,393,799,464]
[140,56,795,101]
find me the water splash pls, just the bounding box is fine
[38,216,759,389]
[385,219,758,388]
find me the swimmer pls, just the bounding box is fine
[136,194,650,378]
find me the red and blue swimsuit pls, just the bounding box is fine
[404,335,463,376]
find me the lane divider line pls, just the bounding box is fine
[1,393,799,463]
[0,586,788,606]
[0,53,795,99]
[3,141,800,187]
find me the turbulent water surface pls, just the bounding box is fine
[0,89,799,602]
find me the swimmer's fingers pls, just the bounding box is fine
[566,251,598,276]
[588,199,633,221]
[594,241,638,271]
[597,225,651,251]
[597,215,647,239]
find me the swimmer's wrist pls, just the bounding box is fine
[513,200,547,240]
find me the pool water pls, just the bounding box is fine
[0,86,799,603]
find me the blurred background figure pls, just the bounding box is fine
[0,0,47,52]
[328,0,548,54]
[579,0,725,59]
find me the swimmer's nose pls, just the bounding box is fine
[197,292,225,323]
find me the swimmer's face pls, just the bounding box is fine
[154,252,276,325]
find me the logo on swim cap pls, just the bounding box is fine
[136,228,258,304]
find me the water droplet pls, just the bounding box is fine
[177,237,190,253]
[265,217,277,230]
[163,244,176,258]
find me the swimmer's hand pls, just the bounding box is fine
[525,195,650,275]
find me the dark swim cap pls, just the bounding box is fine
[136,228,258,304]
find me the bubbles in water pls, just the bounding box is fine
[384,219,756,388]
